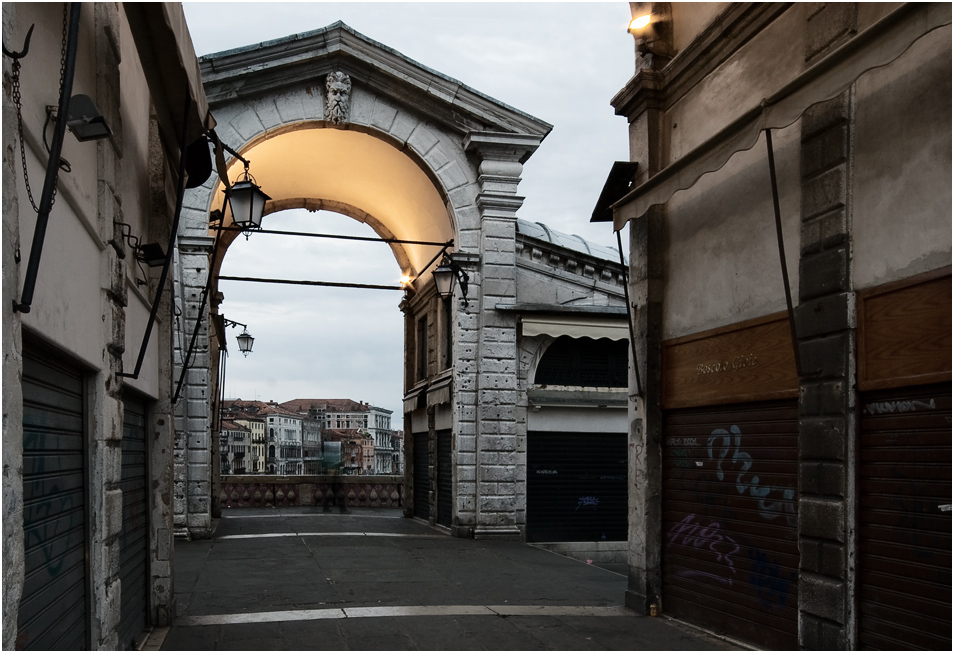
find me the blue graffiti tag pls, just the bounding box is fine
[576,496,600,511]
[708,426,796,526]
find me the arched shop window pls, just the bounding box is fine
[534,336,627,387]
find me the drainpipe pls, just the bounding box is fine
[13,4,81,314]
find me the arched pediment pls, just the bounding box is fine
[199,21,552,138]
[191,21,551,286]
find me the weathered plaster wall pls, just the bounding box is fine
[671,3,731,54]
[851,26,952,289]
[667,5,805,160]
[663,123,801,339]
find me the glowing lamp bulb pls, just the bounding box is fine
[629,14,652,30]
[399,275,413,288]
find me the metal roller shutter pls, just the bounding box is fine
[662,401,798,650]
[412,432,430,521]
[119,394,150,649]
[526,432,627,542]
[436,430,452,527]
[18,345,89,650]
[858,383,952,651]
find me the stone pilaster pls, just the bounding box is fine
[796,4,858,649]
[146,116,176,626]
[464,132,541,538]
[173,234,215,538]
[1,5,25,647]
[614,61,669,615]
[90,6,126,646]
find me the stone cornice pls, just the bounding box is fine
[612,3,792,120]
[177,235,216,253]
[199,22,552,139]
[464,132,546,165]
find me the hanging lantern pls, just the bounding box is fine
[235,329,254,357]
[228,165,270,231]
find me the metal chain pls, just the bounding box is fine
[12,4,70,214]
[11,58,38,212]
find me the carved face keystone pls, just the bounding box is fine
[325,72,352,124]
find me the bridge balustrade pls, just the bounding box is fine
[220,475,404,509]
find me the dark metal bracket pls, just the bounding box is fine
[765,129,803,378]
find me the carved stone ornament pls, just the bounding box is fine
[325,71,352,124]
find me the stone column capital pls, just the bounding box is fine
[463,131,544,165]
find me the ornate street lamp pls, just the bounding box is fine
[234,328,254,357]
[433,254,469,307]
[223,318,255,357]
[228,160,270,232]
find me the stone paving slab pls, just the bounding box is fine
[156,508,733,651]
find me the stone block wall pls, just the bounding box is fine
[795,4,858,649]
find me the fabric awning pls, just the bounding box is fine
[123,3,215,154]
[522,315,629,341]
[611,2,952,231]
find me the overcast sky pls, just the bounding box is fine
[182,2,636,416]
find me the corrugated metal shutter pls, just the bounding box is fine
[119,394,150,649]
[18,345,88,650]
[526,432,627,542]
[858,383,952,651]
[436,430,452,527]
[412,432,430,521]
[662,401,798,650]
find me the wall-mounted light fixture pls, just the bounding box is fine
[223,317,255,357]
[66,93,111,142]
[113,221,167,269]
[627,2,674,59]
[433,254,469,307]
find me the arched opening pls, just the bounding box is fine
[533,336,629,388]
[209,125,456,289]
[207,123,458,499]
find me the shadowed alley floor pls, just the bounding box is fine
[148,508,733,651]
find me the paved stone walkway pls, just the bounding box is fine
[149,508,732,650]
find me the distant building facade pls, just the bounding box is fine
[222,398,399,475]
[220,420,251,474]
[233,414,266,473]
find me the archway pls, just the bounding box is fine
[208,125,456,283]
[172,22,551,539]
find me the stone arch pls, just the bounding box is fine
[191,119,476,286]
[173,21,552,539]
